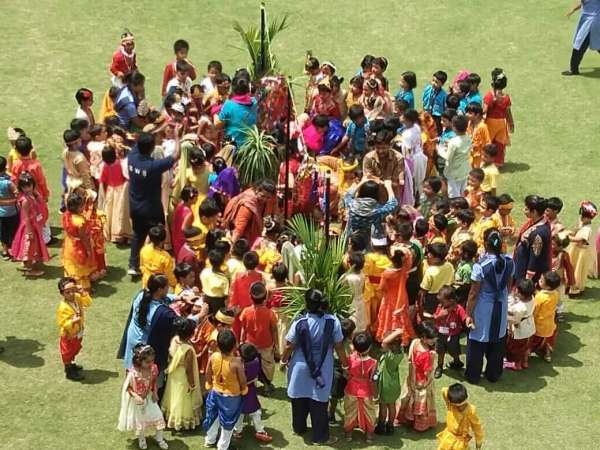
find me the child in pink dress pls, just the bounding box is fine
[170,186,198,257]
[344,332,378,443]
[11,172,49,276]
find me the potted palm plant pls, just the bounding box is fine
[281,215,352,320]
[234,125,281,189]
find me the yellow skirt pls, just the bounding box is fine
[436,428,471,450]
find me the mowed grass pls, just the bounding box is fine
[1,1,600,449]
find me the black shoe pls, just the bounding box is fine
[562,70,580,76]
[374,421,386,435]
[434,366,443,379]
[71,363,83,371]
[447,360,464,370]
[385,423,394,435]
[65,365,84,381]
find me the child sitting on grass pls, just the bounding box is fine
[344,332,378,443]
[436,383,484,450]
[433,286,466,378]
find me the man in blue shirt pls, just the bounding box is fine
[115,71,146,130]
[127,127,182,275]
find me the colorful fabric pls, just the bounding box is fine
[162,338,203,430]
[436,387,484,449]
[10,193,49,263]
[239,304,277,349]
[343,394,377,433]
[59,335,82,364]
[62,213,96,288]
[377,351,403,403]
[203,389,243,432]
[396,339,436,431]
[532,290,559,337]
[344,352,377,398]
[206,353,247,397]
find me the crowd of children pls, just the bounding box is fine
[1,31,597,448]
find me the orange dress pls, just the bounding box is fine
[468,121,491,168]
[375,252,415,346]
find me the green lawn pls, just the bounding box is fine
[1,1,600,449]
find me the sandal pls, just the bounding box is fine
[17,266,32,272]
[26,269,44,277]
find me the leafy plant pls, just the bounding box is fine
[281,215,352,320]
[234,125,280,188]
[232,8,289,80]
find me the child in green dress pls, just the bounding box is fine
[374,328,404,435]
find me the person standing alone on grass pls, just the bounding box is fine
[127,129,181,277]
[564,0,600,76]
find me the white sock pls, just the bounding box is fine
[155,430,164,441]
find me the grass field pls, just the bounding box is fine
[1,1,600,449]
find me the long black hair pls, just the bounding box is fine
[305,288,328,316]
[137,274,169,328]
[484,228,505,273]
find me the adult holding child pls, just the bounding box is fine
[281,289,348,445]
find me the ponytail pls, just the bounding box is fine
[136,274,169,327]
[484,229,505,273]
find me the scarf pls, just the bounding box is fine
[296,314,334,388]
[230,94,253,106]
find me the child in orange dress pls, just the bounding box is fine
[464,169,485,212]
[483,68,514,167]
[466,103,490,168]
[496,194,516,253]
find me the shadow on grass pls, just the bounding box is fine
[103,265,127,283]
[37,263,64,281]
[574,286,600,301]
[260,386,288,401]
[0,335,45,368]
[92,281,118,298]
[579,67,600,79]
[80,368,119,385]
[127,437,190,449]
[501,162,530,173]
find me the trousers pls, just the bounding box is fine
[465,336,506,384]
[291,397,329,443]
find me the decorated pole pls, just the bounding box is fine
[259,3,266,77]
[324,170,331,245]
[284,78,291,222]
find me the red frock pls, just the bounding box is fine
[10,193,49,263]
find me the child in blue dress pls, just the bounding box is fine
[395,71,417,110]
[422,70,448,134]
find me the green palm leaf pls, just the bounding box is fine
[234,126,280,188]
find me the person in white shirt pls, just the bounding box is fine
[438,114,472,198]
[165,60,193,97]
[200,60,222,94]
[506,279,536,370]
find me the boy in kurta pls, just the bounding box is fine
[529,271,561,363]
[437,383,483,450]
[140,225,177,289]
[56,277,92,381]
[466,102,490,169]
[203,329,248,450]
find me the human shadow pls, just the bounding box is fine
[260,385,288,401]
[127,437,190,450]
[563,311,593,323]
[0,335,45,368]
[80,368,119,385]
[501,162,530,174]
[575,286,600,301]
[92,281,118,298]
[552,323,584,368]
[103,265,127,283]
[37,263,65,281]
[579,67,600,79]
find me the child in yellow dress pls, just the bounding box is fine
[496,194,516,253]
[162,318,203,430]
[363,241,392,333]
[437,383,484,450]
[56,277,92,381]
[252,217,282,273]
[473,195,502,251]
[567,201,598,296]
[140,225,177,289]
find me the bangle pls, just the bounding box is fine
[341,365,349,370]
